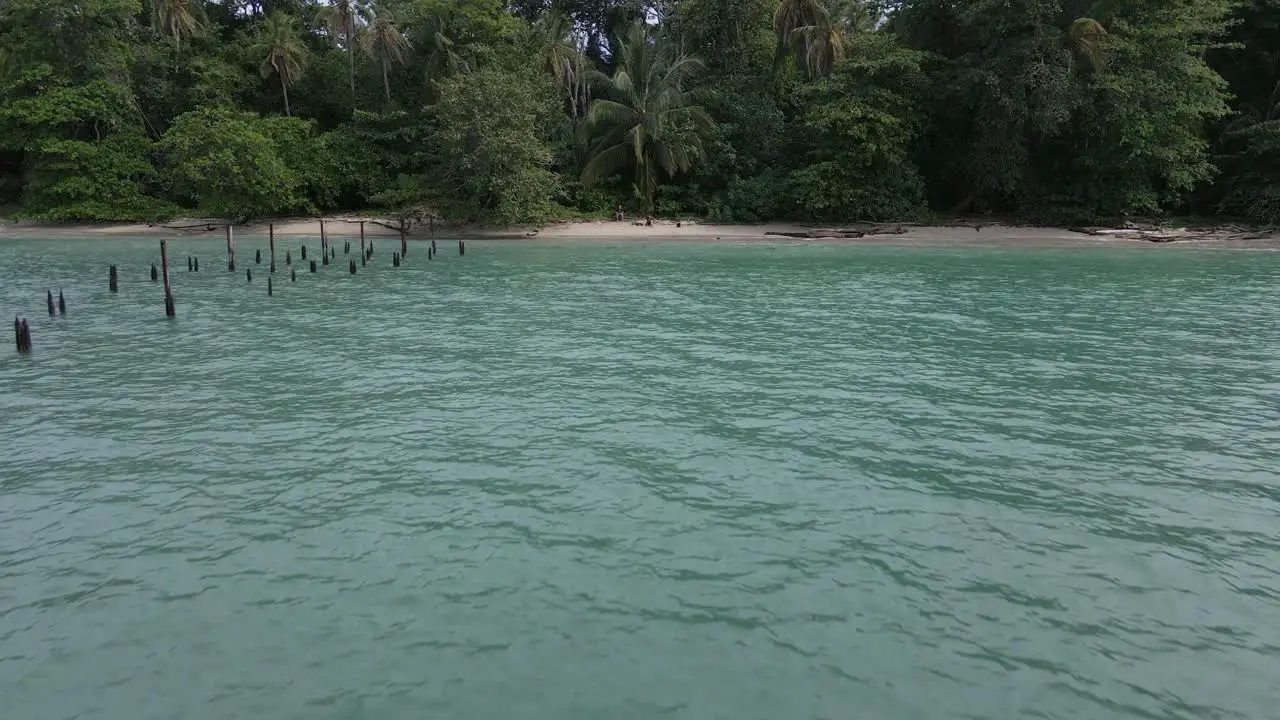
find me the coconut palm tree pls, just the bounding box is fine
[316,0,363,106]
[778,0,870,78]
[1064,17,1107,72]
[361,4,411,102]
[250,12,307,116]
[581,23,713,214]
[535,10,589,119]
[423,19,468,84]
[152,0,207,51]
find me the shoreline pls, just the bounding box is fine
[2,216,1277,249]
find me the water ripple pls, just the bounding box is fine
[2,238,1279,720]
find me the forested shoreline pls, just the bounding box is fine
[1,0,1277,227]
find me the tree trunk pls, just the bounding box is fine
[347,25,356,108]
[382,57,390,102]
[282,75,291,116]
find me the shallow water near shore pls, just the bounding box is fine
[2,237,1279,720]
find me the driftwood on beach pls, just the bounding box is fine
[765,223,911,239]
[1066,223,1275,243]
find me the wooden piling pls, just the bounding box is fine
[151,264,158,281]
[47,290,54,315]
[194,257,199,272]
[109,265,118,292]
[360,221,365,250]
[361,252,366,267]
[459,240,465,256]
[393,252,400,267]
[247,268,252,283]
[310,260,317,273]
[291,268,296,282]
[226,224,236,271]
[188,256,193,272]
[267,277,273,296]
[302,244,307,260]
[286,250,292,266]
[322,251,329,266]
[16,318,31,353]
[320,219,327,252]
[256,249,261,264]
[269,225,276,272]
[58,290,65,316]
[349,258,356,274]
[400,229,407,257]
[161,239,175,317]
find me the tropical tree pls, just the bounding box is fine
[581,23,713,213]
[535,10,589,119]
[151,0,207,51]
[316,0,363,107]
[361,4,411,102]
[250,12,308,116]
[778,0,870,78]
[423,21,468,84]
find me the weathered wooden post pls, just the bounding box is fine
[226,224,236,271]
[267,277,273,296]
[247,268,252,283]
[286,250,292,266]
[322,250,329,266]
[330,246,335,260]
[393,252,400,267]
[188,256,193,272]
[255,249,261,264]
[109,265,118,292]
[320,219,327,253]
[400,229,407,257]
[361,251,366,267]
[360,221,365,252]
[459,240,465,256]
[194,257,199,272]
[151,264,158,281]
[301,244,307,260]
[309,260,317,273]
[161,239,175,317]
[47,290,54,315]
[58,290,65,315]
[431,239,437,254]
[15,318,32,353]
[269,224,276,273]
[291,268,296,282]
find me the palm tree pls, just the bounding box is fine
[581,23,713,214]
[778,0,869,78]
[250,12,307,116]
[361,5,411,102]
[423,19,468,84]
[316,0,363,106]
[535,10,589,119]
[152,0,207,51]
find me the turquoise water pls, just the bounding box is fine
[2,238,1279,720]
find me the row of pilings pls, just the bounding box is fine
[14,221,461,354]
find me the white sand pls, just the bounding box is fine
[2,216,1276,248]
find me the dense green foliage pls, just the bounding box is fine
[0,0,1275,224]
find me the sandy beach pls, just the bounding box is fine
[2,216,1277,249]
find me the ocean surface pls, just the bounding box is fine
[2,237,1279,720]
